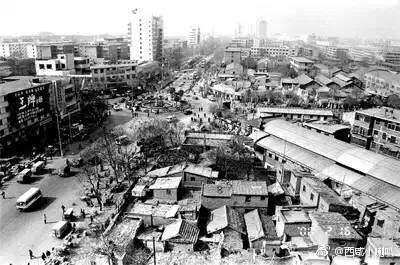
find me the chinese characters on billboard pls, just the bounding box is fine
[7,83,51,127]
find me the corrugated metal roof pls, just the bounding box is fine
[258,107,333,116]
[263,120,400,188]
[207,205,245,234]
[129,202,180,218]
[232,180,268,196]
[202,183,232,197]
[310,212,362,240]
[255,121,400,209]
[149,177,182,190]
[244,209,278,242]
[161,219,199,243]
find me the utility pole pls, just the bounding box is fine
[68,112,72,142]
[55,111,63,157]
[152,237,157,265]
[53,81,63,157]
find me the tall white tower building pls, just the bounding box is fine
[129,9,163,62]
[188,26,201,47]
[255,17,268,39]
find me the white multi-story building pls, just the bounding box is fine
[0,42,37,58]
[264,45,297,57]
[348,46,378,63]
[129,9,163,62]
[187,26,200,47]
[35,54,75,76]
[364,69,400,97]
[255,18,267,39]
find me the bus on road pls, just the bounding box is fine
[16,187,43,211]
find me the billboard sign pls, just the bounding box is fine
[7,83,51,127]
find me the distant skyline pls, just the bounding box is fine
[1,0,400,39]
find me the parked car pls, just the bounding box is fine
[183,109,193,115]
[115,135,129,145]
[113,104,123,111]
[166,115,178,123]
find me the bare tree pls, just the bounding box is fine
[79,146,104,211]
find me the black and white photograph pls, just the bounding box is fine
[1,0,400,264]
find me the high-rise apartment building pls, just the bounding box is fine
[0,42,37,58]
[255,18,267,39]
[129,9,163,62]
[188,26,201,47]
[234,22,243,38]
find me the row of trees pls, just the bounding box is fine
[79,118,187,209]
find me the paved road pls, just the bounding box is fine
[0,108,134,265]
[0,76,215,265]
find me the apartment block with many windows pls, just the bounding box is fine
[351,107,400,159]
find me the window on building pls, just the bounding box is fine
[275,156,279,161]
[268,153,272,158]
[261,196,266,201]
[39,64,45,69]
[377,219,385,228]
[390,136,397,144]
[310,193,314,201]
[190,177,195,181]
[61,64,66,69]
[383,133,387,140]
[245,196,251,202]
[46,64,52,69]
[166,189,171,195]
[303,185,306,192]
[373,130,378,135]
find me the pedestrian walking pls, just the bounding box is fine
[43,214,47,224]
[61,205,65,213]
[41,252,46,261]
[46,250,50,257]
[1,191,5,199]
[29,249,33,259]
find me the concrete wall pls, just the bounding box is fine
[128,214,175,227]
[299,181,319,207]
[250,238,280,256]
[153,188,178,202]
[201,195,231,210]
[182,173,214,188]
[231,194,268,209]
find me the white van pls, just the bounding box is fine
[166,115,178,123]
[52,221,71,238]
[31,161,45,174]
[16,187,42,210]
[17,168,32,183]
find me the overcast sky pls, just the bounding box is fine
[1,0,400,39]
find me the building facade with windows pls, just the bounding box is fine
[289,57,314,73]
[224,48,242,64]
[352,107,400,159]
[35,53,75,76]
[129,9,163,62]
[90,62,137,90]
[364,69,400,97]
[0,42,37,59]
[187,26,200,47]
[0,76,52,155]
